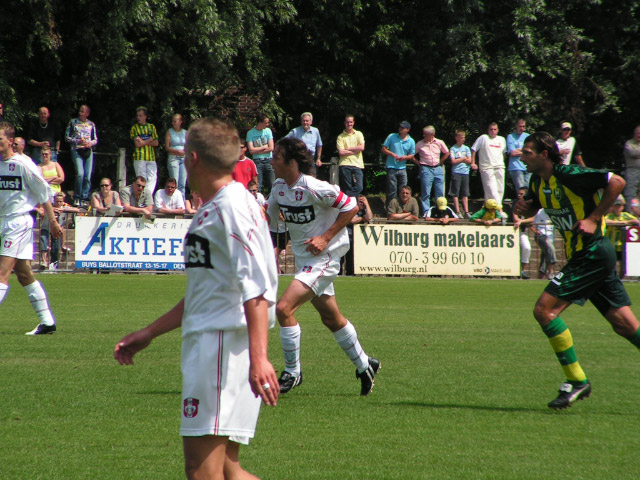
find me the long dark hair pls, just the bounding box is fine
[525,132,562,164]
[276,137,314,174]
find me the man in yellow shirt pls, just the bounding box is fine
[336,114,365,197]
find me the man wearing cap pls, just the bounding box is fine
[556,121,585,166]
[425,197,459,224]
[386,185,419,221]
[471,122,507,203]
[470,198,507,226]
[414,125,449,213]
[382,121,415,206]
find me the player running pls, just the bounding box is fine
[0,122,62,335]
[267,137,380,396]
[514,131,640,409]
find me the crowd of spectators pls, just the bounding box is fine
[3,100,640,276]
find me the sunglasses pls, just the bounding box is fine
[100,184,111,187]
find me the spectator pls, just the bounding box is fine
[605,195,639,276]
[164,113,187,196]
[130,106,159,195]
[531,208,557,279]
[13,137,31,162]
[336,114,366,197]
[382,121,415,205]
[185,191,203,215]
[154,177,185,215]
[387,185,420,221]
[630,184,640,217]
[622,125,640,208]
[286,112,323,168]
[246,113,274,192]
[556,121,585,166]
[507,119,531,192]
[91,178,122,216]
[120,175,153,218]
[0,102,3,122]
[38,193,81,270]
[65,104,98,207]
[342,194,373,276]
[414,125,449,214]
[470,198,506,225]
[513,186,534,279]
[448,129,475,218]
[425,197,459,224]
[232,139,258,188]
[38,147,65,201]
[28,106,61,164]
[471,122,507,203]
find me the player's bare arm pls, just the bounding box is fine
[574,174,625,235]
[43,201,63,238]
[245,295,279,406]
[305,205,358,255]
[114,299,184,365]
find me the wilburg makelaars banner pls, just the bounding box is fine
[353,224,519,276]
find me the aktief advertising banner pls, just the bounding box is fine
[625,226,640,276]
[353,223,519,276]
[75,216,189,271]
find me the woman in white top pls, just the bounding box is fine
[165,113,187,196]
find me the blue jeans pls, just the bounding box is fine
[419,165,444,212]
[256,158,275,193]
[167,155,187,196]
[509,170,532,192]
[386,168,407,204]
[339,166,363,197]
[72,149,93,201]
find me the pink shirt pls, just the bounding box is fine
[416,138,449,167]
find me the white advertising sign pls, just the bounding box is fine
[75,216,190,271]
[354,223,519,276]
[625,226,640,276]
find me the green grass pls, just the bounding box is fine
[1,274,639,479]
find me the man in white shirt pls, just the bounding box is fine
[472,122,507,203]
[115,118,279,480]
[556,121,585,166]
[154,177,185,215]
[267,136,380,396]
[0,122,62,335]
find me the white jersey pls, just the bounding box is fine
[182,182,277,335]
[0,154,50,218]
[471,134,506,169]
[266,174,356,258]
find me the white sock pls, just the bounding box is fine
[24,281,55,326]
[280,324,301,376]
[333,320,369,373]
[0,283,8,304]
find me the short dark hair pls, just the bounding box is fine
[256,112,269,124]
[0,122,15,139]
[166,177,177,186]
[275,137,314,175]
[136,106,148,115]
[134,175,147,183]
[524,132,563,164]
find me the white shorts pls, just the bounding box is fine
[294,252,340,297]
[180,329,261,445]
[0,214,34,260]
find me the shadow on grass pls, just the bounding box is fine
[391,401,544,414]
[135,390,181,395]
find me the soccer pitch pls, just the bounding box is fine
[1,274,638,479]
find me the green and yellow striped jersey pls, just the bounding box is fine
[130,123,158,162]
[526,164,610,260]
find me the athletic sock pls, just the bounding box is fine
[626,327,640,350]
[542,317,588,386]
[280,324,301,376]
[333,320,369,373]
[24,281,55,326]
[0,283,8,304]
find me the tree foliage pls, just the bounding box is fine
[1,0,638,169]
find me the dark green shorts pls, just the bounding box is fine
[544,237,631,315]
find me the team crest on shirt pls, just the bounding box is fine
[553,187,563,201]
[9,164,15,171]
[183,397,199,418]
[302,265,312,273]
[295,190,303,201]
